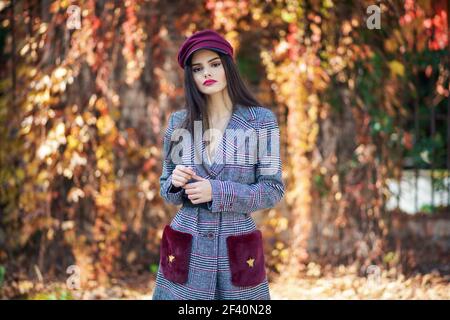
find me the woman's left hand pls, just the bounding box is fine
[183,174,212,204]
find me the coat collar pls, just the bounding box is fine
[234,103,256,122]
[190,104,257,178]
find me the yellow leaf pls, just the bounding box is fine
[388,60,405,77]
[384,38,398,53]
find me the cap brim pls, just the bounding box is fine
[184,47,227,67]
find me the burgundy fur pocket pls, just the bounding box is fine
[226,230,266,287]
[160,225,193,284]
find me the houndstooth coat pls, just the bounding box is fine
[152,104,285,300]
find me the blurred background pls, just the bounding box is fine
[0,0,449,299]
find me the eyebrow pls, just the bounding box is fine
[191,57,220,66]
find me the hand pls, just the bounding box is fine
[183,174,212,204]
[171,165,196,188]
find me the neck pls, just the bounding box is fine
[205,90,233,121]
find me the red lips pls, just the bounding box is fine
[203,79,217,86]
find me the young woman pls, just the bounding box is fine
[152,29,285,300]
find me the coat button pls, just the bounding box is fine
[207,232,214,239]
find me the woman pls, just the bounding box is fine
[152,29,285,300]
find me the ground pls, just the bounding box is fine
[3,263,448,300]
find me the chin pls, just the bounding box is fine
[200,84,226,95]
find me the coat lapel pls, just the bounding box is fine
[193,104,256,178]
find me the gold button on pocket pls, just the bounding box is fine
[160,225,193,284]
[226,230,266,287]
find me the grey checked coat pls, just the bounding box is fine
[152,104,285,300]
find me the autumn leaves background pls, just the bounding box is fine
[0,0,449,298]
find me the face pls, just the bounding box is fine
[190,49,227,95]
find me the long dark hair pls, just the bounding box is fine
[168,50,262,156]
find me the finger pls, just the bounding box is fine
[185,166,196,176]
[173,170,191,180]
[185,186,201,195]
[178,166,195,176]
[184,188,198,195]
[186,181,202,188]
[174,169,192,179]
[172,176,187,185]
[183,182,198,190]
[172,175,187,183]
[182,183,191,189]
[188,194,201,200]
[191,174,206,181]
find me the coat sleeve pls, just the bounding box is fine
[159,112,185,205]
[207,109,285,214]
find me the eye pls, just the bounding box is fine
[211,62,221,68]
[193,67,202,73]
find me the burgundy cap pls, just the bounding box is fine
[177,29,234,69]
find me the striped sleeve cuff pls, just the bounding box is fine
[161,174,184,204]
[207,179,235,213]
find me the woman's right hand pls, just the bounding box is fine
[171,165,196,188]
